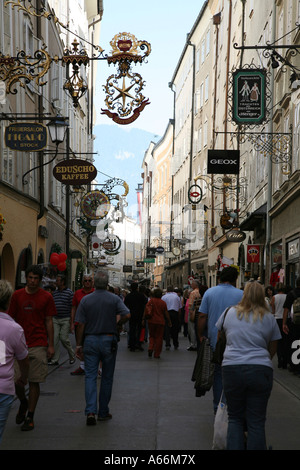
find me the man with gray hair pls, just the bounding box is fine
[70,273,94,376]
[75,270,130,425]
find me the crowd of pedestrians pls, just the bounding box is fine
[1,263,300,450]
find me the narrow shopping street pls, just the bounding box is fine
[2,333,300,452]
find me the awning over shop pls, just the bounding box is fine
[239,203,267,231]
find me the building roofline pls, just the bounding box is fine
[169,0,209,86]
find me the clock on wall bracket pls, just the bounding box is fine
[172,247,180,256]
[80,190,110,220]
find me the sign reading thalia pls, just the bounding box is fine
[53,159,97,185]
[207,150,240,174]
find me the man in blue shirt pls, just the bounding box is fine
[75,270,129,425]
[198,267,243,413]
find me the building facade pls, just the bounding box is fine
[141,0,300,290]
[0,0,102,288]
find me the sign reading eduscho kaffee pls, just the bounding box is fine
[53,159,97,185]
[5,122,47,151]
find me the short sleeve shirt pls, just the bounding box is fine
[72,288,95,308]
[0,312,28,395]
[75,290,129,335]
[199,284,244,349]
[216,307,282,368]
[8,288,56,347]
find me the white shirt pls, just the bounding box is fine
[273,293,286,319]
[162,292,182,311]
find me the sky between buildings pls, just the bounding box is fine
[94,0,206,137]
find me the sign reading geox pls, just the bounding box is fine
[207,150,240,174]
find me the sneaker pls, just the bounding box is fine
[86,413,96,426]
[70,367,85,375]
[21,416,34,431]
[16,400,28,424]
[69,358,76,364]
[97,413,112,421]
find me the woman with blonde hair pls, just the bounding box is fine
[216,281,281,450]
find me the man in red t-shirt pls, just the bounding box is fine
[8,265,56,431]
[70,274,94,375]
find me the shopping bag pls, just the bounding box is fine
[139,327,145,342]
[212,398,228,450]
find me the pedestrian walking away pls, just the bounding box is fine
[75,270,130,425]
[187,280,201,351]
[0,280,29,444]
[143,288,172,359]
[216,281,281,450]
[282,277,300,375]
[198,266,243,413]
[7,265,56,431]
[50,274,75,366]
[162,286,182,350]
[270,282,288,369]
[70,273,95,376]
[124,282,147,351]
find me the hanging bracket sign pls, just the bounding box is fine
[53,159,97,185]
[5,122,47,151]
[232,68,267,125]
[207,150,240,174]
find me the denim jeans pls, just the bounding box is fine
[0,394,14,445]
[222,365,273,450]
[83,335,117,417]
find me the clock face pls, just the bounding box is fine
[81,190,110,220]
[172,247,180,256]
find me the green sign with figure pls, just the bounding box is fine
[232,68,266,125]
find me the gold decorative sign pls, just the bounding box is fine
[2,2,151,122]
[101,32,151,125]
[0,47,53,94]
[81,190,110,220]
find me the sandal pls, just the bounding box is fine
[16,400,28,424]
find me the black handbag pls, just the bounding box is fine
[212,307,230,365]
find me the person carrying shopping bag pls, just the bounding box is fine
[215,280,281,450]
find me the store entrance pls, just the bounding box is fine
[286,262,298,289]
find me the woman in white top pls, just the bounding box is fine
[216,281,281,450]
[270,283,288,369]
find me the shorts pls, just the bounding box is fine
[15,347,48,383]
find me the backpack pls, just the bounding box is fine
[292,294,300,325]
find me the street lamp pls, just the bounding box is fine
[46,115,69,145]
[22,115,69,185]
